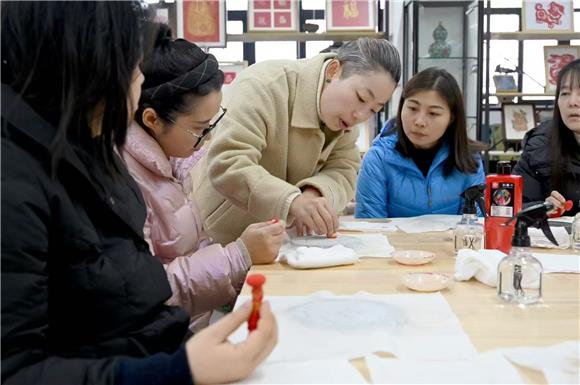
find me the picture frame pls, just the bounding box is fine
[501,103,536,142]
[522,0,574,33]
[543,45,580,94]
[248,0,299,32]
[493,75,517,93]
[219,61,249,97]
[177,0,226,48]
[326,0,376,31]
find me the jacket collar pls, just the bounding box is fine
[378,127,451,176]
[125,121,173,179]
[290,53,336,129]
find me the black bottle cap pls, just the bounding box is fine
[512,220,531,247]
[497,161,511,175]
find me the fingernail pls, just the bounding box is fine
[269,218,279,224]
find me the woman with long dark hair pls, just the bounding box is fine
[514,59,580,216]
[356,67,486,218]
[1,3,276,384]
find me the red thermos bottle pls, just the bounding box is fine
[485,161,523,253]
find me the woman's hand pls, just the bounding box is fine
[289,187,338,237]
[545,190,566,213]
[186,301,278,384]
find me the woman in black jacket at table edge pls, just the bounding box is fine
[514,59,580,216]
[0,2,276,385]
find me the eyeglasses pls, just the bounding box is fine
[168,106,227,149]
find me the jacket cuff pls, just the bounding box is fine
[234,238,252,270]
[282,191,302,226]
[115,346,191,385]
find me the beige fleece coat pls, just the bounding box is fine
[189,53,360,244]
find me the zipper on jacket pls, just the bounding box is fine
[427,186,432,208]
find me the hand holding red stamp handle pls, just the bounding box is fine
[246,274,266,332]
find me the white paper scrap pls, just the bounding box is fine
[532,253,580,274]
[390,215,463,233]
[365,350,524,384]
[339,221,398,232]
[501,341,580,385]
[235,358,367,384]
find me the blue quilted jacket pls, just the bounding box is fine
[355,120,485,218]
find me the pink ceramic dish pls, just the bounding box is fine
[392,250,436,265]
[403,272,450,292]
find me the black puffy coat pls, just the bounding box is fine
[514,120,580,216]
[1,85,190,384]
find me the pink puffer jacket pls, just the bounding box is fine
[123,122,251,331]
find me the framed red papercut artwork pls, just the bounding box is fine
[522,0,574,33]
[544,45,580,94]
[179,0,226,48]
[326,0,376,31]
[248,0,299,31]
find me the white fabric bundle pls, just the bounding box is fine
[454,249,505,287]
[278,244,358,269]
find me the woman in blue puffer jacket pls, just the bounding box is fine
[355,67,486,218]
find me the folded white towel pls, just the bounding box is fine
[529,227,571,249]
[454,249,505,287]
[278,244,359,269]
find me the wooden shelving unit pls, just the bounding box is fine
[488,93,555,97]
[227,31,386,42]
[487,32,580,40]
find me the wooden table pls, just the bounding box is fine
[241,229,580,384]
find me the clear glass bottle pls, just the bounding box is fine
[454,214,484,254]
[497,248,543,304]
[572,213,580,252]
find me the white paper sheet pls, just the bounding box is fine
[346,233,394,257]
[235,358,367,384]
[339,221,398,232]
[390,215,464,233]
[365,351,524,384]
[501,341,580,385]
[230,292,477,364]
[531,253,580,274]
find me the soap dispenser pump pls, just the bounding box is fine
[454,184,486,254]
[497,202,558,305]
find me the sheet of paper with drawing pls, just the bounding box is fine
[230,292,477,365]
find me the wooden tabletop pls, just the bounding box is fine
[241,230,580,384]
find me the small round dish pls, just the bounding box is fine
[403,272,450,292]
[392,250,435,265]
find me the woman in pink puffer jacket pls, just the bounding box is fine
[123,25,285,332]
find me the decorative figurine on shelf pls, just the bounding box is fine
[428,21,451,58]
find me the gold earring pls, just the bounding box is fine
[325,78,331,83]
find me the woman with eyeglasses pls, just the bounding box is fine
[190,38,401,245]
[123,25,285,332]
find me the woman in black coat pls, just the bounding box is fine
[514,59,580,216]
[1,3,276,385]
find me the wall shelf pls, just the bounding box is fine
[227,31,385,42]
[488,93,555,97]
[488,32,580,40]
